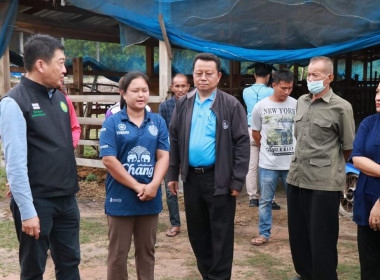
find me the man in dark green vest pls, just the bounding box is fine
[0,34,80,280]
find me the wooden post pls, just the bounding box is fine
[72,57,84,156]
[229,60,240,96]
[363,59,368,82]
[345,53,352,86]
[158,14,173,59]
[146,45,154,78]
[0,47,11,97]
[0,47,10,168]
[333,57,338,82]
[159,40,171,102]
[293,64,299,83]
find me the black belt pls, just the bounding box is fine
[189,165,215,174]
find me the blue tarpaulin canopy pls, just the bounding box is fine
[2,1,380,65]
[0,0,18,58]
[68,0,380,64]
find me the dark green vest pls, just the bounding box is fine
[5,76,78,198]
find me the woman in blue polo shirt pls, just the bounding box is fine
[99,71,169,280]
[352,82,380,280]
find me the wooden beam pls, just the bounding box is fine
[15,13,119,43]
[69,95,119,103]
[78,139,99,146]
[159,40,172,100]
[158,14,173,59]
[19,0,111,18]
[70,95,164,104]
[10,66,125,77]
[77,117,104,126]
[0,47,11,97]
[76,158,105,168]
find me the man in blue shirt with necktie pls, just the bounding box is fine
[167,53,250,280]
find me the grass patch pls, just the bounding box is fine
[85,173,97,182]
[0,220,18,250]
[338,263,360,280]
[0,217,108,248]
[157,221,168,233]
[0,167,7,198]
[80,217,108,244]
[84,145,98,158]
[245,251,293,280]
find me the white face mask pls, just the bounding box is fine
[307,74,330,94]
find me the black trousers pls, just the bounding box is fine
[184,170,236,280]
[357,225,380,280]
[287,184,340,280]
[11,195,81,280]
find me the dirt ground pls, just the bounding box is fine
[0,169,359,280]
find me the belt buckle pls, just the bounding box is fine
[195,167,204,174]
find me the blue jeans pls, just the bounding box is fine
[258,167,288,239]
[164,179,181,227]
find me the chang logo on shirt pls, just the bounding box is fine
[123,146,154,177]
[60,101,68,113]
[116,123,129,135]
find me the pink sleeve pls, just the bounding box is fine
[65,95,81,148]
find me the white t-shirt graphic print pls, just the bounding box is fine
[251,96,297,170]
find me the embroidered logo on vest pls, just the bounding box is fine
[31,103,46,117]
[60,101,68,113]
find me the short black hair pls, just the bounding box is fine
[272,69,294,84]
[254,63,272,77]
[23,34,64,72]
[119,71,150,109]
[193,53,221,73]
[172,73,190,84]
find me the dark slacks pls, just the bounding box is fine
[357,225,380,280]
[287,184,340,280]
[10,195,81,280]
[184,169,236,280]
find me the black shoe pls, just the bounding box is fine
[272,201,281,210]
[249,199,259,207]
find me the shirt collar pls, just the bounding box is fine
[120,105,151,123]
[195,90,216,104]
[305,88,333,103]
[21,76,52,96]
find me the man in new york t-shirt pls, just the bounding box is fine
[250,69,297,246]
